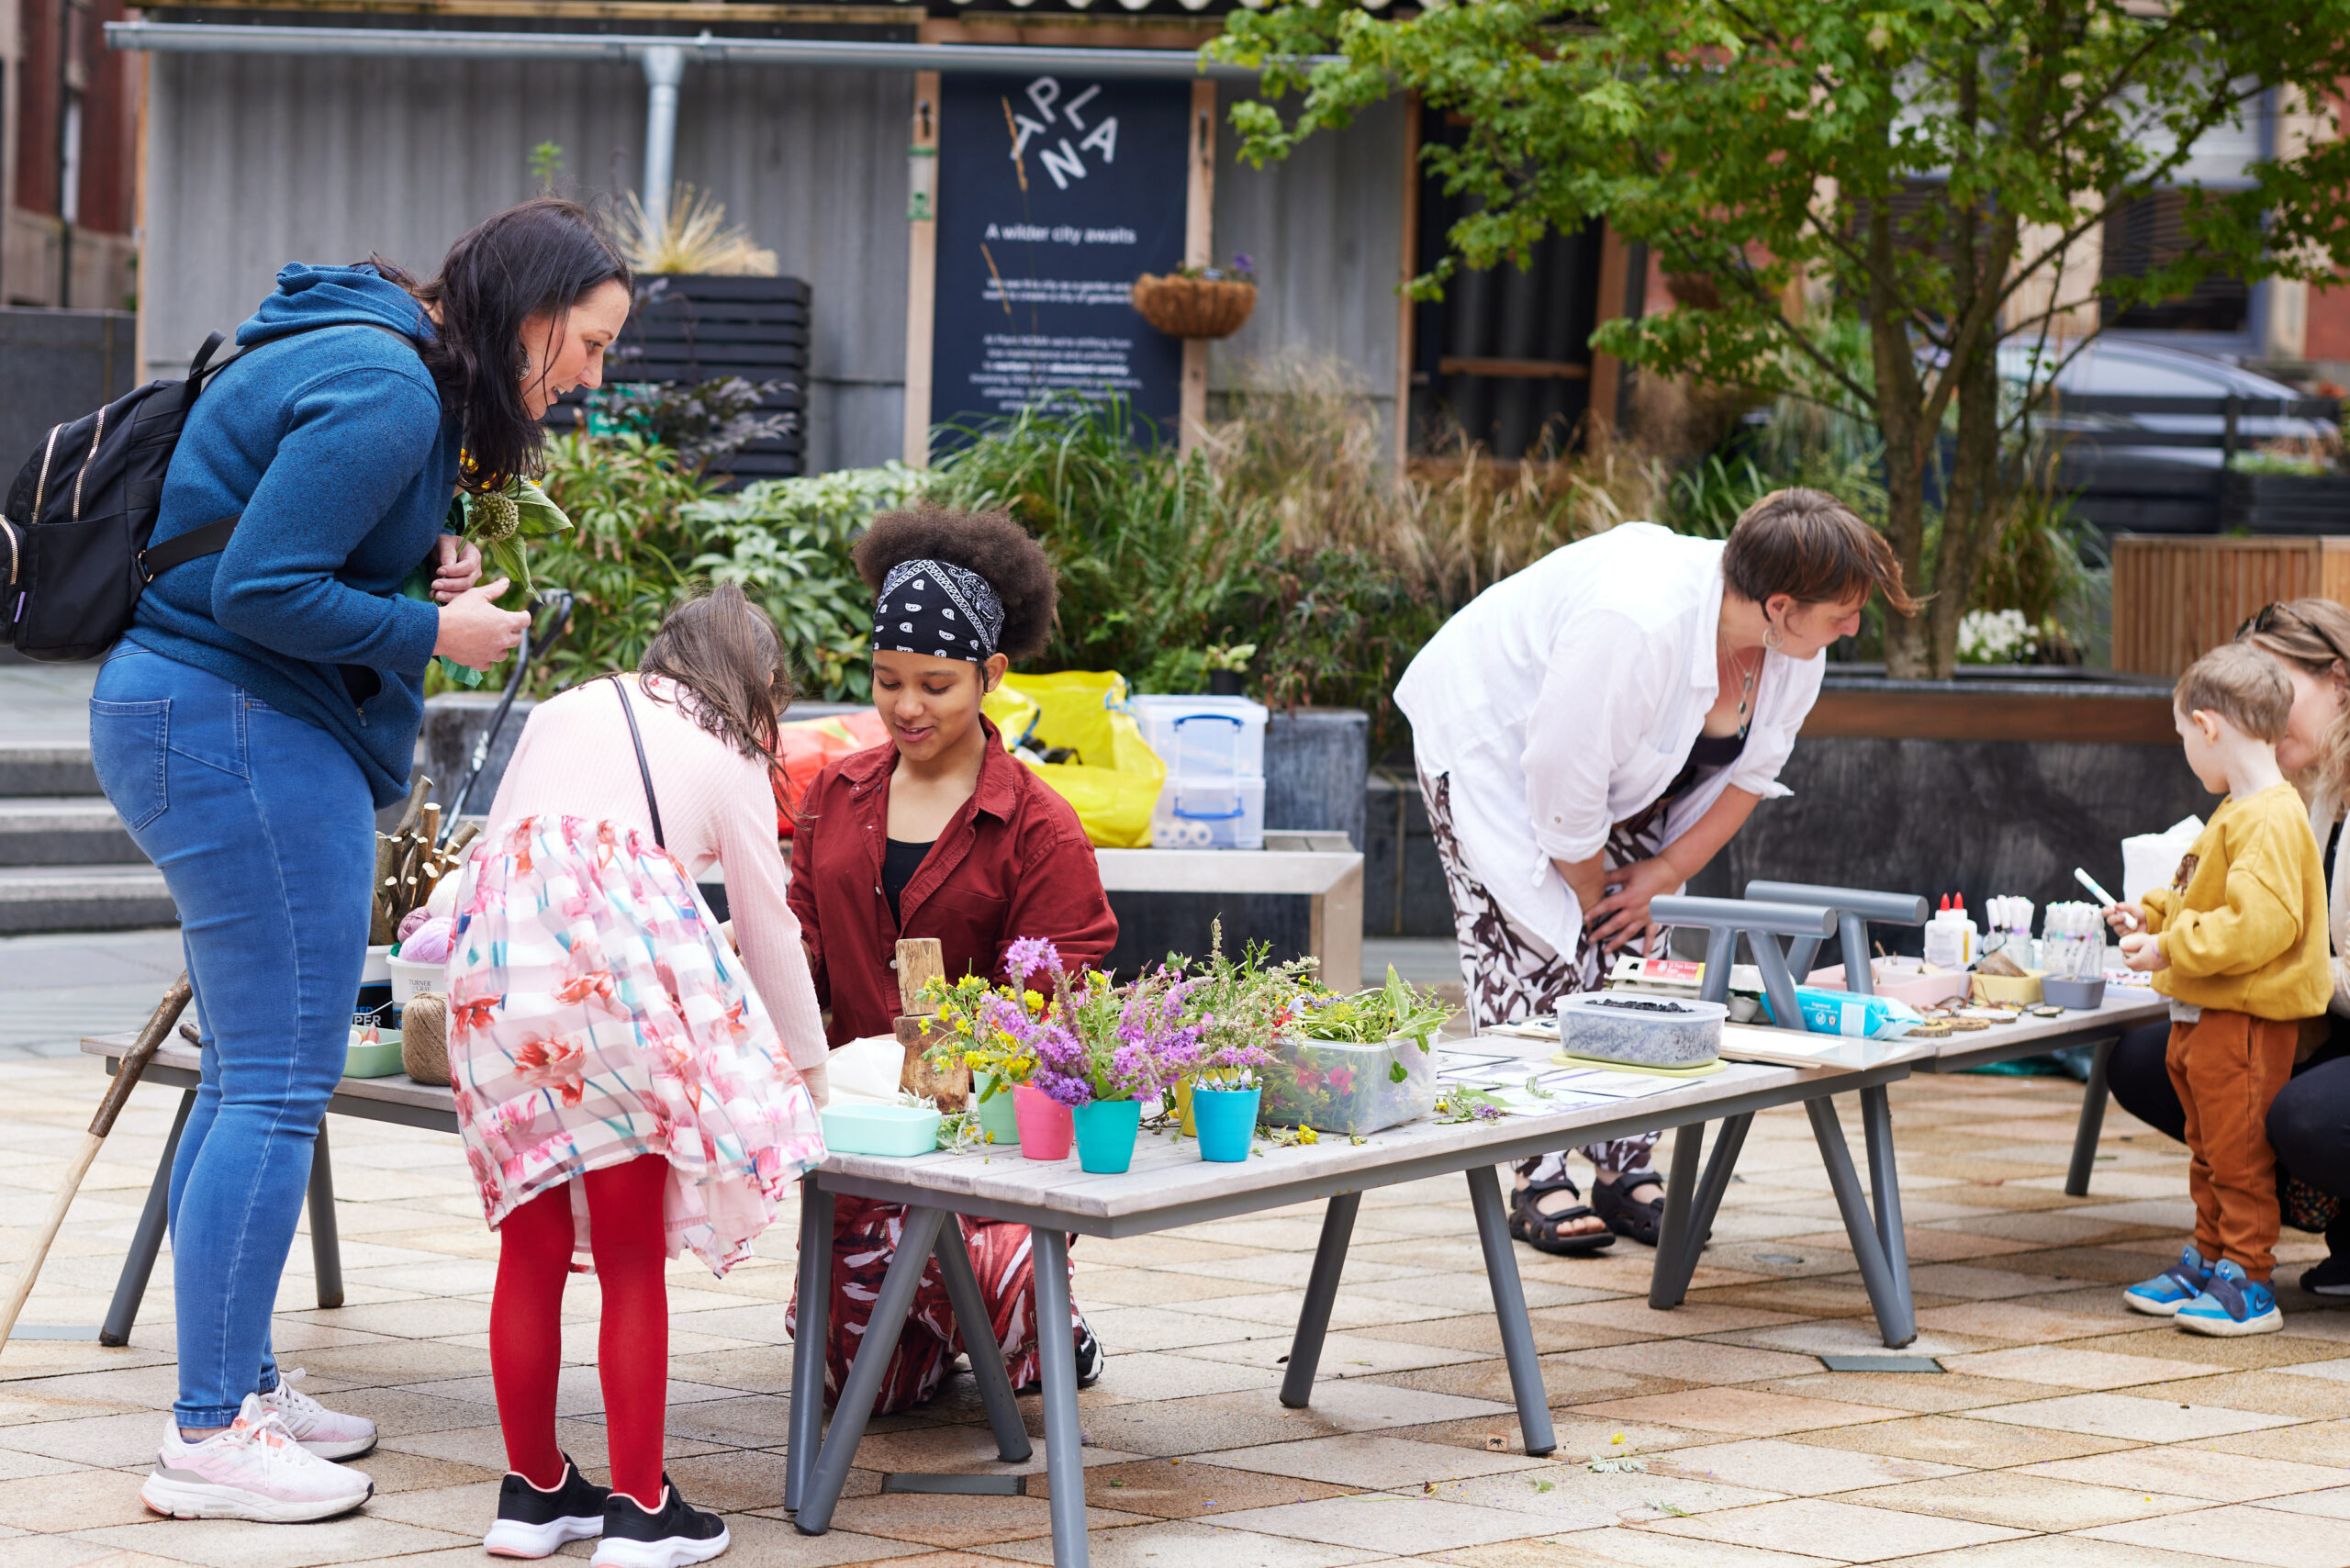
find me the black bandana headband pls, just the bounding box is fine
[871,559,1006,664]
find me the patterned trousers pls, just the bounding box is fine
[1421,767,1662,1185]
[786,1194,1082,1414]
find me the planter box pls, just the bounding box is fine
[2221,470,2350,535]
[1688,671,2211,964]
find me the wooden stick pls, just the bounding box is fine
[0,974,193,1350]
[391,775,431,841]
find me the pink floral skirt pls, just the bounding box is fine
[446,814,826,1274]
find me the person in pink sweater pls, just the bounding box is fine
[445,585,828,1567]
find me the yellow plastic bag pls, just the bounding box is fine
[980,682,1043,752]
[1000,671,1167,848]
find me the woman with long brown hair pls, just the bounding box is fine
[445,584,829,1566]
[2108,598,2350,1301]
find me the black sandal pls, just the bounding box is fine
[1506,1175,1616,1256]
[1594,1171,1669,1247]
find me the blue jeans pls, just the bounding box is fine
[91,643,375,1428]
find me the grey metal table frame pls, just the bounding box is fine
[781,1054,1919,1568]
[84,1037,457,1347]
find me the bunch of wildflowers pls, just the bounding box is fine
[919,936,1068,1100]
[1179,918,1315,1087]
[1004,959,1205,1108]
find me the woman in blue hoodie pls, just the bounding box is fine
[93,199,630,1526]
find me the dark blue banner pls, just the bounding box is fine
[932,72,1189,444]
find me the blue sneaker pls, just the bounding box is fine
[2177,1259,2284,1337]
[2123,1245,2211,1317]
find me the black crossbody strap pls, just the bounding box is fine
[140,515,240,581]
[610,676,666,850]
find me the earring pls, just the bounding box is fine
[519,350,532,376]
[1763,622,1785,652]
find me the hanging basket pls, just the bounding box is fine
[1131,274,1259,340]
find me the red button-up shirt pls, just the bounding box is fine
[787,718,1119,1048]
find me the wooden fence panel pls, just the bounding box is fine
[2109,535,2350,678]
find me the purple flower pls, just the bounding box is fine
[1004,936,1060,987]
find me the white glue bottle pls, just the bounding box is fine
[1923,895,1978,970]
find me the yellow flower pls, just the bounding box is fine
[1024,989,1046,1013]
[1298,1126,1318,1145]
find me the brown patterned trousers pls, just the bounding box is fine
[1421,767,1662,1183]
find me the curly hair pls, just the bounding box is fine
[851,505,1057,661]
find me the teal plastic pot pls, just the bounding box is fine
[1191,1083,1260,1162]
[1070,1098,1142,1174]
[974,1070,1022,1147]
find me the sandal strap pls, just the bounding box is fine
[1519,1174,1584,1203]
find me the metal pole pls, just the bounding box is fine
[640,44,684,240]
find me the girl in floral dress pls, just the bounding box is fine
[446,586,828,1567]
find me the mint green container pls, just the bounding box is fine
[822,1104,943,1157]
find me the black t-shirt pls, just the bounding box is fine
[882,837,934,925]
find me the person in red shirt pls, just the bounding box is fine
[786,505,1116,1410]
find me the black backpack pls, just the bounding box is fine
[0,331,252,662]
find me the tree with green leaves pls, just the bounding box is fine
[1214,2,2350,674]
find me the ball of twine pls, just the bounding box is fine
[401,991,452,1085]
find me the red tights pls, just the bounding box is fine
[490,1157,669,1509]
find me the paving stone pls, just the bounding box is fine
[1636,1495,2028,1562]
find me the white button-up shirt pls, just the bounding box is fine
[1396,522,1826,951]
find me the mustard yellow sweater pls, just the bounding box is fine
[2142,781,2332,1020]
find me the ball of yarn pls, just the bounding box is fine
[400,917,454,966]
[396,906,436,943]
[400,991,451,1086]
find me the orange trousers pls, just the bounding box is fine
[2166,1010,2301,1280]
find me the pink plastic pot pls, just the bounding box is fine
[1012,1084,1074,1160]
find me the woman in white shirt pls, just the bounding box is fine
[1396,489,1915,1254]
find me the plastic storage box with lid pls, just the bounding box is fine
[1131,694,1269,849]
[1150,774,1266,849]
[1259,1034,1438,1135]
[1130,695,1268,777]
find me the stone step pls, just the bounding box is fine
[0,741,98,797]
[0,797,143,867]
[0,865,176,935]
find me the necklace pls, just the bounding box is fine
[1718,644,1762,723]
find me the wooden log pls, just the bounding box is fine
[897,937,946,1014]
[898,1013,971,1111]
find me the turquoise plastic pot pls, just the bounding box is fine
[1070,1098,1143,1174]
[975,1070,1022,1147]
[1191,1083,1260,1162]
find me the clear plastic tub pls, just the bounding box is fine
[1131,695,1268,778]
[1558,993,1724,1068]
[1259,1034,1439,1135]
[1150,774,1266,849]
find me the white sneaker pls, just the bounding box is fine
[256,1368,377,1460]
[140,1394,375,1522]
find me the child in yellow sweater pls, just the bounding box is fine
[2106,644,2330,1336]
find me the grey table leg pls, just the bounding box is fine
[796,1203,947,1535]
[1805,1095,1916,1348]
[934,1215,1033,1463]
[1858,1086,1911,1295]
[1648,1123,1706,1310]
[1028,1225,1090,1568]
[1649,1113,1751,1310]
[785,1178,834,1514]
[101,1088,196,1347]
[2065,1036,2119,1198]
[1464,1165,1556,1457]
[1280,1192,1360,1409]
[307,1120,343,1310]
